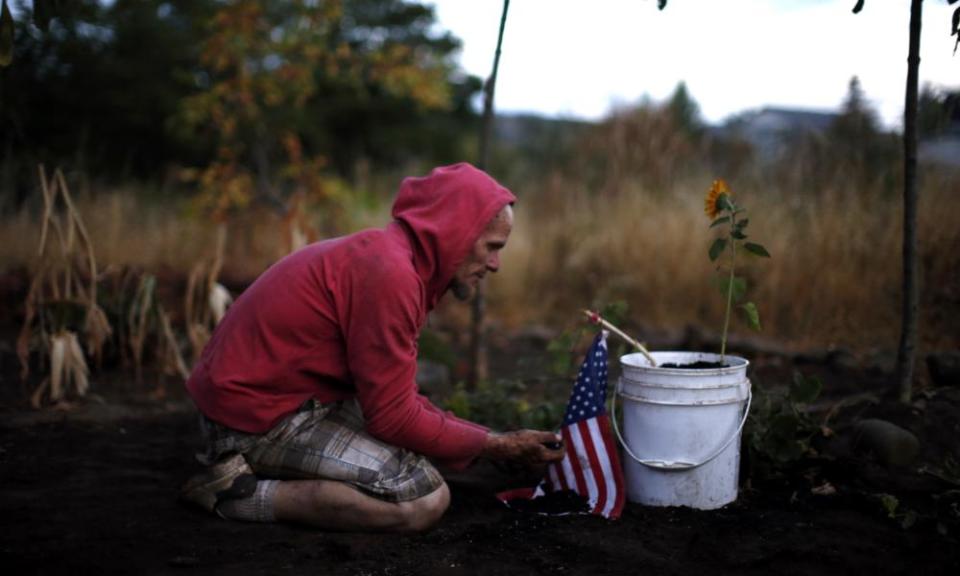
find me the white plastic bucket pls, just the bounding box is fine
[614,351,751,510]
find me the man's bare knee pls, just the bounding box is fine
[397,482,450,532]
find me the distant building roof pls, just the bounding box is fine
[725,107,838,162]
[741,107,837,133]
[919,126,960,168]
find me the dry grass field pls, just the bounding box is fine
[1,165,957,364]
[491,170,960,356]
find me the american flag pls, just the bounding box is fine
[499,331,625,519]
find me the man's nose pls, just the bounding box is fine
[486,252,500,272]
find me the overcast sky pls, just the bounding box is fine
[428,0,959,128]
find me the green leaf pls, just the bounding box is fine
[878,493,899,518]
[708,238,727,261]
[733,277,747,302]
[740,302,761,331]
[547,332,577,377]
[0,0,14,67]
[600,301,629,327]
[735,218,749,230]
[744,242,771,258]
[709,216,730,228]
[901,510,918,530]
[716,276,747,302]
[765,413,803,462]
[657,0,668,10]
[790,371,822,404]
[732,229,747,240]
[852,0,865,15]
[717,194,734,212]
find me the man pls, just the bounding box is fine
[181,163,564,532]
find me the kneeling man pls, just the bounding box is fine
[181,163,564,532]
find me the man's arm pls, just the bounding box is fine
[481,430,566,466]
[415,394,565,466]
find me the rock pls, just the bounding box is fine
[853,419,920,467]
[826,348,859,371]
[415,360,450,391]
[927,351,960,388]
[512,324,555,345]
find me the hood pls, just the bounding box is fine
[391,162,516,311]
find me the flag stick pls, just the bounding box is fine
[582,309,657,366]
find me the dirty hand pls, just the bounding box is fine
[482,430,565,466]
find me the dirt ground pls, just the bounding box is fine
[2,349,959,576]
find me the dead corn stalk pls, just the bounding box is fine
[19,166,112,408]
[185,223,233,363]
[107,267,189,387]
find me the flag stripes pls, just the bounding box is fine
[498,332,625,519]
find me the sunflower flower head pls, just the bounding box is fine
[704,178,731,220]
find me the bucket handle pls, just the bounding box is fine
[611,378,752,471]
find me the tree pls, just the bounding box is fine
[666,81,704,139]
[175,0,477,224]
[825,76,899,190]
[0,0,481,209]
[469,0,510,388]
[853,0,959,403]
[896,0,923,404]
[0,0,219,208]
[918,84,960,138]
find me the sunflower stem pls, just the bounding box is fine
[720,212,737,365]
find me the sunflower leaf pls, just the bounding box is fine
[709,238,727,261]
[852,0,865,14]
[744,242,771,257]
[718,195,735,212]
[716,276,747,302]
[731,277,747,302]
[741,302,761,331]
[710,216,730,228]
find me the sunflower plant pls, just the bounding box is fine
[704,179,770,364]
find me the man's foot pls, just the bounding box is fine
[180,453,258,513]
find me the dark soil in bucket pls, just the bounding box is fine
[660,361,727,369]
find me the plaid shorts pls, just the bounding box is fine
[198,399,444,503]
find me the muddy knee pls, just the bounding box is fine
[397,482,450,532]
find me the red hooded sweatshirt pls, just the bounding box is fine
[185,163,516,470]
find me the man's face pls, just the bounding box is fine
[449,204,513,301]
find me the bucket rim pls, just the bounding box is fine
[620,351,749,375]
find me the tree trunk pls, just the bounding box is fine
[469,0,510,389]
[897,0,922,403]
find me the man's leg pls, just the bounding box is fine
[221,399,449,532]
[271,478,450,532]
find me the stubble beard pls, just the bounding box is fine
[449,277,475,302]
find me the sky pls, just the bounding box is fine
[427,0,959,129]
